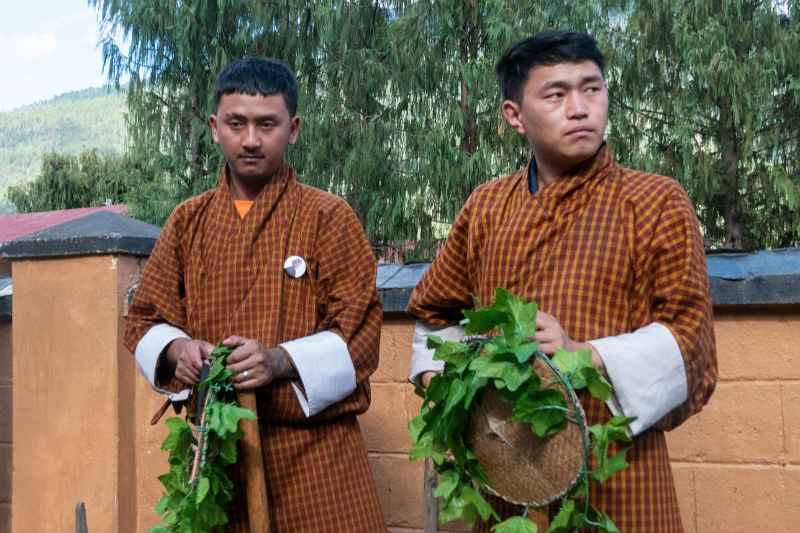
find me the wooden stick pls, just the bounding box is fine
[423,457,439,533]
[74,502,88,533]
[238,391,271,533]
[189,391,212,483]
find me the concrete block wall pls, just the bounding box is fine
[0,321,9,533]
[666,307,800,533]
[359,317,471,532]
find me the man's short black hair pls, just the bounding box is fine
[496,31,605,103]
[214,57,299,116]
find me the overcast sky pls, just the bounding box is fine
[0,0,117,112]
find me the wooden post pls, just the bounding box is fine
[75,502,88,533]
[423,457,438,533]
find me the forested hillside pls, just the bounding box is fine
[0,86,126,210]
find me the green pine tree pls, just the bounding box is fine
[606,0,800,249]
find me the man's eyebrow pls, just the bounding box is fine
[224,112,281,121]
[540,75,604,91]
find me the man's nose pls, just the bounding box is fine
[566,92,589,118]
[243,125,260,148]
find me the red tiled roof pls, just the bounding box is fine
[0,205,128,245]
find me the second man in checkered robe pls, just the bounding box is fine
[408,31,717,532]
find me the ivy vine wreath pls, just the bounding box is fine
[410,289,635,533]
[150,344,257,533]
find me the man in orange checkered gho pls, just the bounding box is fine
[407,31,717,532]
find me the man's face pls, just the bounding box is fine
[209,92,300,184]
[502,60,608,171]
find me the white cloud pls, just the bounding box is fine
[0,32,57,66]
[84,23,99,46]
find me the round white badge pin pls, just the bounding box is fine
[283,256,307,278]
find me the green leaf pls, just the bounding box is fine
[551,347,612,400]
[213,403,257,437]
[462,371,487,409]
[439,494,479,525]
[409,413,427,442]
[425,374,451,403]
[460,485,497,521]
[426,334,445,350]
[161,417,193,453]
[195,476,210,504]
[511,342,539,364]
[606,416,635,444]
[589,507,620,533]
[432,339,473,372]
[502,291,538,341]
[511,389,568,437]
[469,355,532,392]
[409,431,445,463]
[493,516,539,533]
[586,372,613,401]
[218,435,239,464]
[463,308,507,335]
[592,447,631,483]
[433,469,460,500]
[443,378,468,416]
[548,498,584,532]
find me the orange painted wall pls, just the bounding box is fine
[10,256,140,532]
[0,319,11,533]
[6,252,799,532]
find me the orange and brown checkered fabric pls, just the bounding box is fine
[125,163,386,532]
[408,144,717,532]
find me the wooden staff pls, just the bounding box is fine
[238,391,271,533]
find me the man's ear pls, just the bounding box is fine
[288,116,301,146]
[209,114,220,144]
[501,99,526,136]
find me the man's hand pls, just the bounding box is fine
[533,312,606,372]
[419,371,438,388]
[165,338,214,386]
[223,335,297,390]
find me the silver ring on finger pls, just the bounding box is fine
[242,369,250,379]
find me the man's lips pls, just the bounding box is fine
[565,127,595,136]
[239,154,265,162]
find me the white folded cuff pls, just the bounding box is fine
[280,331,356,417]
[134,323,190,401]
[409,322,466,386]
[588,322,687,436]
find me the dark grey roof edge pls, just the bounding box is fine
[0,295,10,323]
[378,256,800,311]
[379,279,800,312]
[710,274,800,306]
[0,234,157,259]
[379,288,415,313]
[0,211,160,259]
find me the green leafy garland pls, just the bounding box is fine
[409,289,635,533]
[151,345,257,533]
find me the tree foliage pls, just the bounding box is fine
[6,150,133,213]
[606,0,800,249]
[90,0,607,240]
[84,0,800,251]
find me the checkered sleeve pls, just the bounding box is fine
[407,196,474,325]
[645,185,718,431]
[314,200,382,386]
[124,207,190,393]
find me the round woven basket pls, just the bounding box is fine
[465,356,587,508]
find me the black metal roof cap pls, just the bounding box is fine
[0,211,160,259]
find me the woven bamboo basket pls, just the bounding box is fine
[464,355,588,507]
